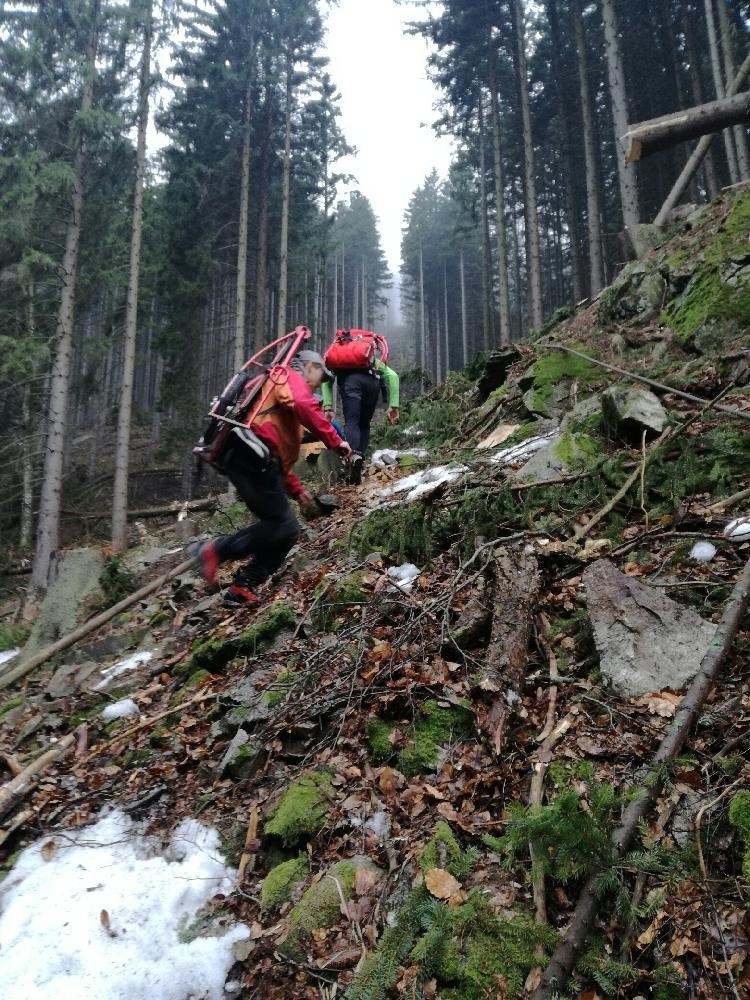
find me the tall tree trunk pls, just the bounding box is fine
[111,1,153,552]
[443,260,450,375]
[332,248,338,331]
[704,0,740,182]
[511,0,543,328]
[545,0,583,303]
[32,9,99,592]
[234,81,252,370]
[20,283,36,549]
[276,54,292,338]
[478,94,495,351]
[252,99,272,352]
[682,1,721,197]
[419,244,426,372]
[487,38,511,343]
[600,0,641,229]
[571,0,605,296]
[459,247,468,368]
[716,0,750,176]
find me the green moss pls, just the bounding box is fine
[661,192,750,336]
[0,625,29,652]
[98,555,137,609]
[185,668,211,689]
[397,700,475,777]
[366,717,396,763]
[530,347,599,416]
[186,601,296,673]
[0,695,24,719]
[313,572,367,631]
[420,821,477,879]
[430,892,556,999]
[355,504,433,564]
[264,770,334,846]
[209,501,248,532]
[347,886,555,1000]
[261,855,309,911]
[148,611,170,628]
[552,430,601,469]
[728,791,750,880]
[289,859,357,931]
[262,668,297,708]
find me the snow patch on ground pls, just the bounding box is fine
[0,648,19,668]
[371,448,429,468]
[373,465,468,504]
[386,563,421,592]
[488,435,554,466]
[101,698,140,720]
[724,515,750,540]
[690,541,717,563]
[92,650,154,692]
[0,810,249,1000]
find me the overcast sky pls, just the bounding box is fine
[322,0,454,274]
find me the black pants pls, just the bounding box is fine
[338,371,381,455]
[215,445,299,587]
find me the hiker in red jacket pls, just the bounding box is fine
[193,350,351,607]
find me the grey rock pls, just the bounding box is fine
[626,223,665,260]
[20,549,105,663]
[583,559,715,697]
[512,438,565,484]
[602,384,667,440]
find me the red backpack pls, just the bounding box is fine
[323,328,389,371]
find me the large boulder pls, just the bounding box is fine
[602,384,667,440]
[20,549,105,663]
[583,559,715,697]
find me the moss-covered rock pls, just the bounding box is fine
[728,791,750,880]
[185,601,296,673]
[661,191,750,340]
[264,770,334,846]
[366,716,396,762]
[279,856,381,962]
[524,348,599,418]
[260,855,309,911]
[398,699,475,777]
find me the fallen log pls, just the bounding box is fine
[0,556,194,692]
[655,52,750,226]
[475,544,541,754]
[0,729,81,820]
[623,92,750,164]
[62,497,218,521]
[533,552,750,999]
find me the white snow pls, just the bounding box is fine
[690,541,717,563]
[373,464,468,504]
[724,515,750,541]
[101,698,140,721]
[386,563,421,592]
[92,650,154,692]
[489,434,554,466]
[0,810,249,1000]
[0,648,19,668]
[371,448,429,469]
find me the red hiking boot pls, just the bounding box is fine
[189,541,220,586]
[223,585,261,608]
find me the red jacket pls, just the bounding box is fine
[251,368,343,497]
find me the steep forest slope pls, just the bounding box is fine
[1,189,749,1000]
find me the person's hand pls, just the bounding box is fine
[387,407,400,425]
[323,406,334,423]
[297,488,316,510]
[337,441,353,461]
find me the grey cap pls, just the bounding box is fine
[297,349,333,380]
